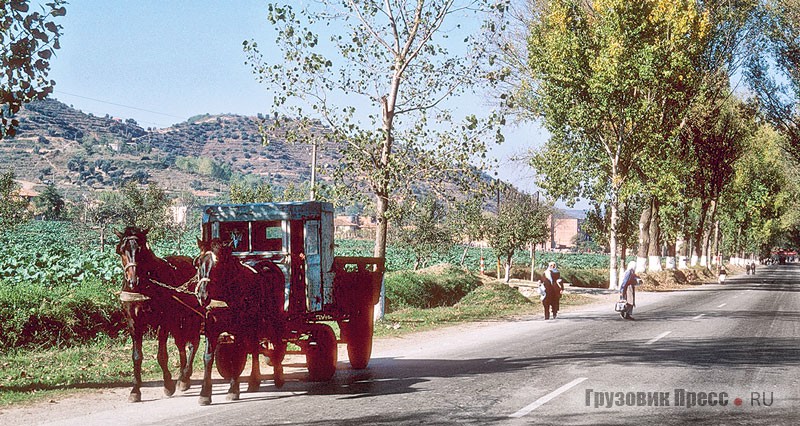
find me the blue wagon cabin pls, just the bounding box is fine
[199,201,385,385]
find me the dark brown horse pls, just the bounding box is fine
[194,238,286,405]
[115,226,203,403]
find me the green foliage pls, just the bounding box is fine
[247,1,506,258]
[384,266,481,311]
[0,277,123,351]
[486,189,549,265]
[392,196,454,270]
[230,180,275,203]
[456,282,531,307]
[175,155,232,181]
[0,170,29,230]
[33,183,65,220]
[0,0,67,138]
[116,182,173,241]
[0,221,119,287]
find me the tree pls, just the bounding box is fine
[118,182,172,242]
[392,196,454,270]
[447,196,488,267]
[747,0,800,161]
[230,180,275,203]
[1,0,66,138]
[246,1,506,260]
[719,125,797,261]
[681,95,753,266]
[33,182,64,220]
[0,170,29,230]
[486,189,549,282]
[522,0,709,288]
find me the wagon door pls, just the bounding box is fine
[305,220,323,312]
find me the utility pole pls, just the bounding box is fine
[310,139,317,201]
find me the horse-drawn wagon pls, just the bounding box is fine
[197,201,384,386]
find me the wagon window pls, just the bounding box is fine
[252,221,283,252]
[219,222,250,251]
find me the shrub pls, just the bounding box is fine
[457,282,531,308]
[384,265,481,311]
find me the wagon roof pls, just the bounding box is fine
[201,201,334,223]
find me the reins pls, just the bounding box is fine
[150,275,199,295]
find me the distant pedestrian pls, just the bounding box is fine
[746,263,751,275]
[542,261,564,320]
[718,266,727,284]
[750,262,756,275]
[619,261,637,320]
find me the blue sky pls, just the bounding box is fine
[46,1,547,194]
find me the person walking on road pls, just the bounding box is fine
[542,262,564,320]
[750,261,756,275]
[619,261,637,320]
[718,265,727,284]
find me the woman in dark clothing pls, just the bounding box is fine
[619,261,637,320]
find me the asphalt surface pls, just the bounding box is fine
[10,264,800,425]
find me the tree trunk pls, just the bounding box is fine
[636,198,652,273]
[701,200,716,268]
[647,198,662,271]
[530,243,536,282]
[692,199,710,266]
[373,192,389,258]
[608,198,619,290]
[666,239,677,270]
[373,73,399,259]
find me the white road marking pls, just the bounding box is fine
[509,377,588,418]
[645,331,672,345]
[717,303,727,308]
[692,314,705,320]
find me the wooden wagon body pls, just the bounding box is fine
[200,201,384,380]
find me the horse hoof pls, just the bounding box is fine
[163,382,176,397]
[226,392,240,401]
[274,376,284,389]
[198,396,212,406]
[179,380,191,392]
[247,383,260,393]
[128,393,142,403]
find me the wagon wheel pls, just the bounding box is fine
[305,324,337,382]
[215,340,247,380]
[345,289,374,369]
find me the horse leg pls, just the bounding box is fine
[179,331,200,392]
[174,333,190,392]
[247,346,261,393]
[271,340,286,389]
[199,335,215,406]
[157,327,176,397]
[226,375,241,401]
[129,328,144,403]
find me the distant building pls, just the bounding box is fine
[334,214,378,239]
[545,209,587,251]
[14,180,40,202]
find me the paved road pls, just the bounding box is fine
[12,264,800,425]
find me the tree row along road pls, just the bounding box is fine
[5,265,799,426]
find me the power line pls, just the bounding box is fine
[53,90,189,122]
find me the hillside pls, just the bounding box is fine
[2,98,340,200]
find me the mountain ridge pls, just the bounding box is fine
[3,98,337,201]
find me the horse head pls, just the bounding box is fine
[195,238,233,307]
[115,226,150,292]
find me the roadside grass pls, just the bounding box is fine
[0,273,597,408]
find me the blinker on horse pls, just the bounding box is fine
[195,238,286,406]
[115,226,203,403]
